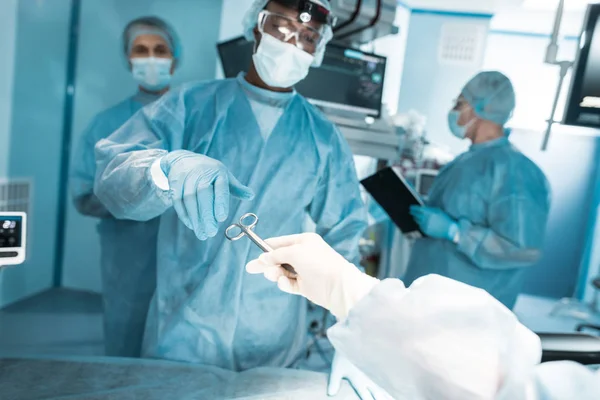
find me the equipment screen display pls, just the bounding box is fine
[418,174,437,197]
[565,4,600,128]
[296,45,386,116]
[0,216,22,248]
[217,37,386,117]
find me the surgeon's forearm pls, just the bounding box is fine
[94,147,172,221]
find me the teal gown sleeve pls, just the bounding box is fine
[93,90,188,221]
[455,186,551,270]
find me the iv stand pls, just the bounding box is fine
[541,0,573,151]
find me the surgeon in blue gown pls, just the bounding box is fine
[94,0,367,373]
[406,71,551,309]
[70,16,181,357]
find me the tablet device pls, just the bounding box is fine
[361,167,424,234]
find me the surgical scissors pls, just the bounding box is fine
[225,213,297,278]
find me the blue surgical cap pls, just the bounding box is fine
[123,16,182,68]
[461,71,516,126]
[242,0,334,67]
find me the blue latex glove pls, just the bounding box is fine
[328,353,394,400]
[409,206,458,241]
[161,150,254,240]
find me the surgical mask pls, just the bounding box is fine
[253,33,314,88]
[131,57,173,92]
[447,110,474,139]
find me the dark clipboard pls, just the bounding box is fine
[361,167,424,234]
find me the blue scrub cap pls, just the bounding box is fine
[242,0,334,67]
[461,71,516,126]
[123,16,182,68]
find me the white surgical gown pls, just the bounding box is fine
[327,277,600,400]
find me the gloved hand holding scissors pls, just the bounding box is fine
[245,233,391,400]
[159,150,254,240]
[245,233,378,320]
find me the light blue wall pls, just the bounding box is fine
[397,12,491,155]
[0,0,18,178]
[62,0,225,291]
[1,0,72,307]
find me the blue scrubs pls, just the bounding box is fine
[94,74,367,371]
[70,91,161,357]
[404,138,551,308]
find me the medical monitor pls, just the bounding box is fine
[217,36,387,117]
[564,3,600,128]
[415,169,438,198]
[0,212,26,266]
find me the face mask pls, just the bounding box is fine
[253,33,314,88]
[131,57,173,92]
[447,110,475,139]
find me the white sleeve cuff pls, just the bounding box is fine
[150,157,170,191]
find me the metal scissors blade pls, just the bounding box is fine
[225,213,297,278]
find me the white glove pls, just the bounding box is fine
[245,233,379,319]
[329,353,395,400]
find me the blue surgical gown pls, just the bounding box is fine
[93,73,367,371]
[70,91,161,357]
[404,137,551,308]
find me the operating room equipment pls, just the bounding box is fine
[226,213,297,277]
[564,3,600,131]
[0,212,27,267]
[218,37,388,118]
[329,0,398,45]
[541,0,573,150]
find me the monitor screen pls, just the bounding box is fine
[217,37,386,117]
[417,173,437,197]
[0,216,23,248]
[564,4,600,128]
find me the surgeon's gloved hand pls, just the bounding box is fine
[159,150,254,240]
[410,206,458,241]
[328,353,394,400]
[245,233,379,319]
